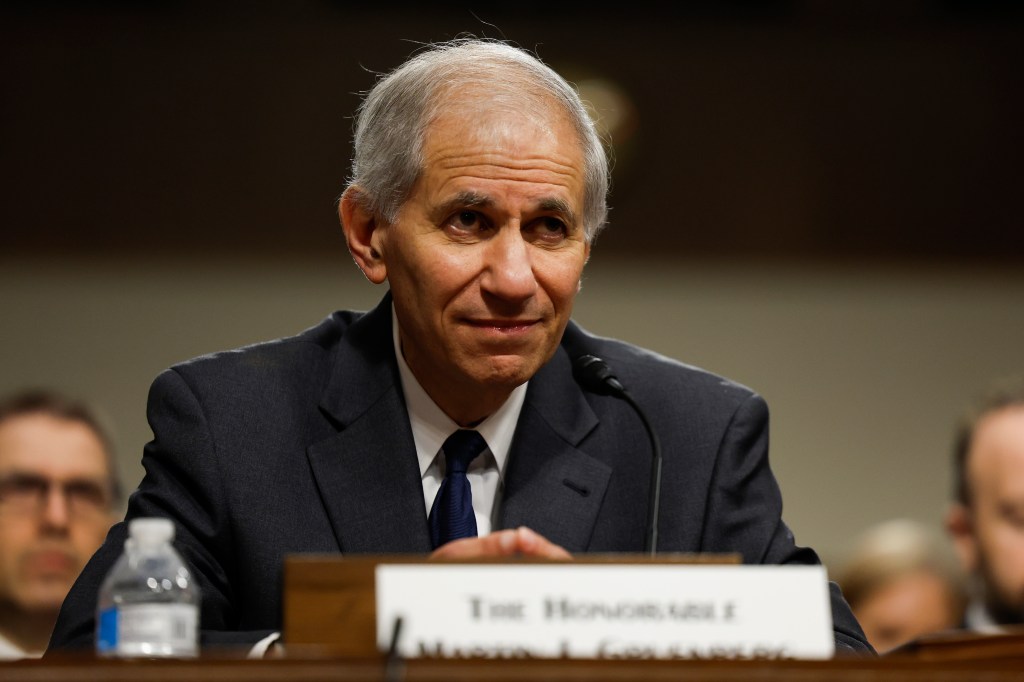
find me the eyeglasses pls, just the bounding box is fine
[0,473,111,519]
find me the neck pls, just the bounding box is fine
[0,601,58,655]
[425,381,506,427]
[394,333,512,426]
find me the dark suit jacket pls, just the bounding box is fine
[48,294,871,653]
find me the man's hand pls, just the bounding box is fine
[429,526,572,560]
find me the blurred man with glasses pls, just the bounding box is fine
[0,390,119,658]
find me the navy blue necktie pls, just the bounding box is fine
[428,429,488,549]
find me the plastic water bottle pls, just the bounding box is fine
[96,517,200,658]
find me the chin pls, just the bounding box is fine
[473,356,539,388]
[16,588,69,614]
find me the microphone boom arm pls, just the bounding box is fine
[570,352,664,556]
[620,390,662,555]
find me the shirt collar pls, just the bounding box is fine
[391,304,526,479]
[964,599,1013,634]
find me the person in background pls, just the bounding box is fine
[837,518,966,653]
[0,390,119,659]
[946,375,1024,631]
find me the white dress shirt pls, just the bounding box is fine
[963,599,1012,634]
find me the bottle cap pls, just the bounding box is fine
[128,517,175,545]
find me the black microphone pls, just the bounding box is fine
[564,333,663,556]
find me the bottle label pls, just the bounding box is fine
[97,606,119,653]
[110,603,199,657]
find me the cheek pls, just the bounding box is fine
[979,520,1024,578]
[0,527,30,587]
[993,525,1024,561]
[534,253,586,303]
[0,522,33,554]
[402,243,479,294]
[69,524,107,562]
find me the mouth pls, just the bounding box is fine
[465,318,541,334]
[23,549,77,577]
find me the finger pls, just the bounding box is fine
[428,528,574,560]
[429,530,519,559]
[514,526,572,559]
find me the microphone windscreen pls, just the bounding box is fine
[572,354,625,397]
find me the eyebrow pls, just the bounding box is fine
[435,191,493,217]
[538,197,579,229]
[435,191,580,229]
[0,471,110,487]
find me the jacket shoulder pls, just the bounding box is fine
[163,310,363,398]
[570,324,760,411]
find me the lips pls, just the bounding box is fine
[22,549,77,577]
[465,319,540,333]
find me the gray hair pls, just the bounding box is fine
[345,39,610,242]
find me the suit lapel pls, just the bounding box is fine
[306,302,611,555]
[306,294,432,554]
[499,348,611,553]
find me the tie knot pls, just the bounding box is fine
[442,429,487,475]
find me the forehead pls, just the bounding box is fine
[866,570,953,612]
[0,413,110,480]
[417,99,586,205]
[967,406,1024,494]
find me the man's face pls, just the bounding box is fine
[960,406,1024,623]
[373,104,589,423]
[0,414,113,613]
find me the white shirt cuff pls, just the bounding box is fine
[247,631,282,659]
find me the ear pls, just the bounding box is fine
[946,502,978,574]
[339,186,388,284]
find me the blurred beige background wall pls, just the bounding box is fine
[2,255,1021,567]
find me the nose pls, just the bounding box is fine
[40,485,71,532]
[480,226,538,303]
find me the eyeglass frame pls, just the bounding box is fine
[0,471,114,519]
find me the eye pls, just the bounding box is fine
[65,480,110,511]
[0,474,47,502]
[446,210,486,234]
[526,216,569,243]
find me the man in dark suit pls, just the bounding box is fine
[48,39,870,654]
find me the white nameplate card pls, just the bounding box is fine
[376,564,834,660]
